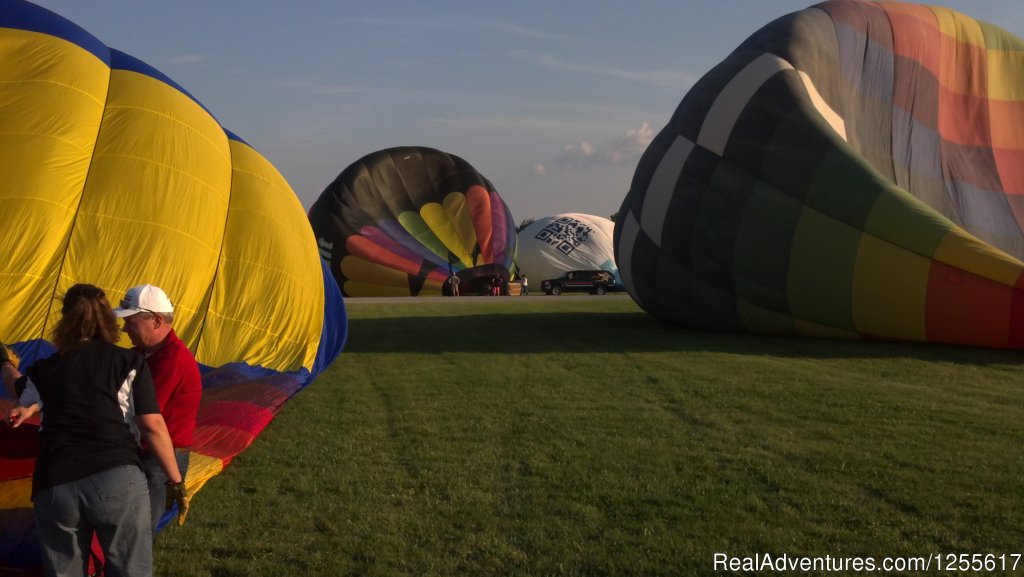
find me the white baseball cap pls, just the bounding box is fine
[113,284,174,317]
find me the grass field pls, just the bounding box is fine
[155,296,1024,576]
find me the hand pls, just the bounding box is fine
[7,404,39,428]
[165,480,190,526]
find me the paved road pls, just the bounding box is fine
[344,295,633,304]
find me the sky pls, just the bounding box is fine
[26,0,1024,225]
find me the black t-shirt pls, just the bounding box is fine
[26,340,160,496]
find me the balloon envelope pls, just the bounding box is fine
[615,1,1024,349]
[516,214,620,285]
[309,146,517,297]
[0,0,346,568]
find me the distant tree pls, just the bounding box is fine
[609,211,619,222]
[516,218,536,233]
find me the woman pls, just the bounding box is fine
[2,284,185,577]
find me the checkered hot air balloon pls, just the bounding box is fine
[615,1,1024,349]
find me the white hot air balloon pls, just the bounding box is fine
[516,213,621,288]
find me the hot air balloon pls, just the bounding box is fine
[516,213,621,287]
[0,1,346,569]
[615,0,1024,349]
[308,146,517,297]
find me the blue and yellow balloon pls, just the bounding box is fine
[0,0,346,569]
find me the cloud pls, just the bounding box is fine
[170,54,207,65]
[549,122,654,169]
[608,121,655,161]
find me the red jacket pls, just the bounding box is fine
[143,329,201,448]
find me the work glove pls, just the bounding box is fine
[165,480,191,526]
[0,342,18,370]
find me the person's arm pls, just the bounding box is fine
[135,413,181,483]
[1,359,19,399]
[136,412,191,525]
[5,368,42,428]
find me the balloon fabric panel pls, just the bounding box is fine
[63,59,231,355]
[199,138,325,372]
[0,24,107,345]
[615,0,1024,350]
[467,185,494,265]
[359,225,445,270]
[420,202,471,265]
[397,210,451,262]
[346,235,426,278]
[489,190,512,268]
[443,192,479,268]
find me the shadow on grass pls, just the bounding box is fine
[344,311,1024,366]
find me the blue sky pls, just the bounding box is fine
[28,1,1024,224]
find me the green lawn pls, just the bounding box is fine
[155,296,1024,576]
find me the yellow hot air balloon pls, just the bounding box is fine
[0,1,346,568]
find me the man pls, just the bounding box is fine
[113,284,202,533]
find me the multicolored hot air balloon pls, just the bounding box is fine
[308,147,517,297]
[0,0,346,569]
[615,0,1024,349]
[516,213,621,286]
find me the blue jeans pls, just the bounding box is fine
[142,449,190,534]
[33,464,152,577]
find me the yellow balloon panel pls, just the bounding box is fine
[442,192,479,266]
[180,452,224,496]
[851,234,930,341]
[60,68,232,351]
[340,256,446,296]
[421,202,471,264]
[198,139,324,372]
[986,48,1024,101]
[933,228,1024,287]
[341,256,411,289]
[0,28,108,343]
[0,478,30,511]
